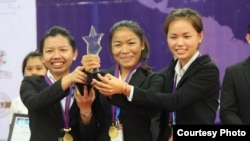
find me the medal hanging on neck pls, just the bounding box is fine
[62,87,73,141]
[44,74,74,141]
[109,106,120,138]
[109,62,142,139]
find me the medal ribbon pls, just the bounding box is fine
[168,75,177,125]
[168,53,201,125]
[44,74,73,130]
[111,62,143,122]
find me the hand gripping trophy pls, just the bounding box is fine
[76,26,104,93]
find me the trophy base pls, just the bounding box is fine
[75,72,106,95]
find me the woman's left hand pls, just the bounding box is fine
[92,73,126,96]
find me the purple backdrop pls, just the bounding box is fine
[36,0,250,124]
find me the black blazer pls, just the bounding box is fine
[20,76,86,141]
[131,55,220,141]
[82,67,164,141]
[220,57,250,124]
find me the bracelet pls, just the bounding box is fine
[80,111,92,117]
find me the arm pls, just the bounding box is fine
[20,76,67,111]
[20,66,86,111]
[109,73,164,118]
[132,63,220,111]
[78,88,111,141]
[92,72,164,118]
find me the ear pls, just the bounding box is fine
[141,41,145,51]
[246,34,250,44]
[73,49,78,61]
[141,46,145,51]
[199,31,204,43]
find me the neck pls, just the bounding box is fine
[49,70,69,81]
[120,67,131,81]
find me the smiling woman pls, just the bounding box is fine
[79,20,164,141]
[19,26,95,141]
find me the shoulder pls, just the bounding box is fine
[22,75,45,82]
[226,57,250,70]
[21,75,47,87]
[195,55,219,70]
[157,63,175,78]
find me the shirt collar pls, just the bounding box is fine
[46,70,56,83]
[175,51,200,77]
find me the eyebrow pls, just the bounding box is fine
[112,37,137,42]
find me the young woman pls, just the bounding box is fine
[9,51,47,125]
[141,8,220,140]
[20,26,94,141]
[94,8,220,141]
[79,20,163,141]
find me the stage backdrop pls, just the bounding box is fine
[36,0,250,124]
[0,0,36,140]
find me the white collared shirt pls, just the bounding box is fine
[47,70,74,110]
[174,51,200,85]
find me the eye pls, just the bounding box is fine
[184,35,191,39]
[45,50,52,53]
[169,36,177,39]
[113,44,121,48]
[61,48,68,52]
[129,42,136,45]
[37,67,43,70]
[26,68,32,71]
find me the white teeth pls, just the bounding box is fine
[52,62,63,66]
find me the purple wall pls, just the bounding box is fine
[36,0,172,71]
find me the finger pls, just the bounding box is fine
[78,66,85,71]
[92,78,107,88]
[74,86,81,97]
[89,87,96,98]
[97,73,109,83]
[105,73,113,79]
[83,85,88,98]
[94,84,112,94]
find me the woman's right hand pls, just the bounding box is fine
[81,54,101,73]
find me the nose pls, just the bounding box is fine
[121,44,129,52]
[53,50,61,58]
[31,69,39,75]
[176,38,184,46]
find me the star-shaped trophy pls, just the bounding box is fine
[83,25,104,56]
[76,26,105,93]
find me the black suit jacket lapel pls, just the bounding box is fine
[177,55,210,87]
[43,76,66,124]
[129,69,146,87]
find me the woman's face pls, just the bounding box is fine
[111,27,144,70]
[167,19,203,66]
[42,34,77,78]
[24,57,47,76]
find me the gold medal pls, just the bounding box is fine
[63,133,73,141]
[108,125,118,138]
